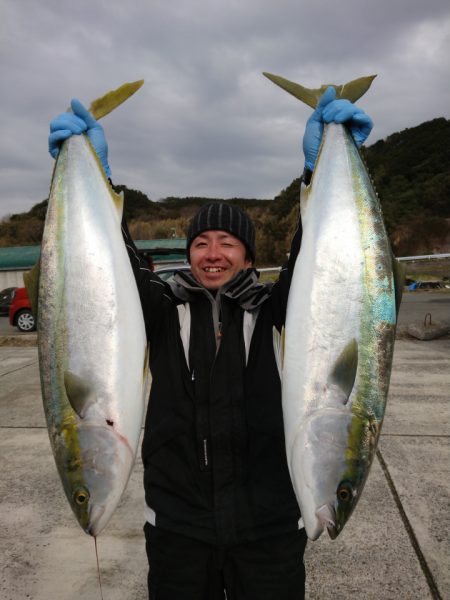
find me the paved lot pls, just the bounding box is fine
[0,336,449,599]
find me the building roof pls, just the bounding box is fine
[0,239,187,271]
[0,246,41,270]
[135,238,187,262]
[135,238,186,252]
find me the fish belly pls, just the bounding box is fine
[283,124,363,454]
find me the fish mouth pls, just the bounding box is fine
[315,504,338,540]
[87,504,106,537]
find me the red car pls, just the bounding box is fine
[8,287,36,332]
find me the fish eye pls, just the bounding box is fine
[338,488,350,502]
[73,487,90,505]
[337,481,353,503]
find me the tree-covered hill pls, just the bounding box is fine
[1,117,448,262]
[362,117,450,254]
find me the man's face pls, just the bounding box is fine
[189,230,252,290]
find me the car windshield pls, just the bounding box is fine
[156,267,190,282]
[1,287,16,299]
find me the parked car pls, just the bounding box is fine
[408,280,443,291]
[7,268,190,332]
[155,265,191,282]
[0,287,17,316]
[8,287,36,332]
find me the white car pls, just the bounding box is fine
[155,265,191,282]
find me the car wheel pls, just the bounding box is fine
[16,309,36,332]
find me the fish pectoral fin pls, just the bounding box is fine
[64,371,94,419]
[392,255,406,319]
[23,260,40,317]
[329,339,358,404]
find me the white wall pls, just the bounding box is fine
[0,270,27,289]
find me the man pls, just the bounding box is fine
[49,87,372,599]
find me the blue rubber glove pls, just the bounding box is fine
[302,86,373,171]
[302,86,336,172]
[48,99,111,178]
[322,98,373,147]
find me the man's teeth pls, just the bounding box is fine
[204,267,225,273]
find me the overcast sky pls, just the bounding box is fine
[1,0,449,219]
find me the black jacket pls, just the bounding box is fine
[122,217,303,545]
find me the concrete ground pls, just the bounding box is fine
[1,332,449,599]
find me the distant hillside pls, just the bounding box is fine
[362,117,450,255]
[1,118,449,262]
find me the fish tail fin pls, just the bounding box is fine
[88,80,144,120]
[262,72,376,108]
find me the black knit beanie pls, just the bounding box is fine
[186,203,256,262]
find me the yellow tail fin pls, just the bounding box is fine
[263,72,376,108]
[89,80,144,120]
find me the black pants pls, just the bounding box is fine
[144,523,307,600]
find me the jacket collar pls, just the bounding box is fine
[170,268,270,311]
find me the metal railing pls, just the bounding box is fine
[397,253,450,262]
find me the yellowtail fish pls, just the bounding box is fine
[264,72,404,540]
[26,81,149,536]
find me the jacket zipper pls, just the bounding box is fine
[203,438,209,468]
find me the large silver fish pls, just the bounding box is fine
[264,73,403,540]
[26,81,149,536]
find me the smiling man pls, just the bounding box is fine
[187,203,254,290]
[48,88,373,599]
[118,199,309,599]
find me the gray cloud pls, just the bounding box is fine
[1,0,449,217]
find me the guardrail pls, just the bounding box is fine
[397,253,450,262]
[259,254,450,272]
[258,267,282,274]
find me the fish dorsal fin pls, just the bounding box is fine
[280,325,285,370]
[143,343,150,380]
[111,190,124,220]
[263,72,376,108]
[392,255,405,320]
[88,80,144,121]
[64,371,94,418]
[300,179,311,222]
[142,343,152,404]
[23,259,40,317]
[329,339,358,403]
[84,138,125,219]
[272,325,285,376]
